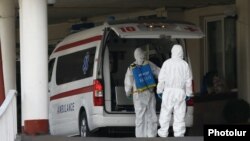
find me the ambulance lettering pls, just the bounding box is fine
[184,26,198,32]
[57,102,75,114]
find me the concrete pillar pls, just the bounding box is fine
[0,0,16,99]
[236,0,250,104]
[0,44,4,105]
[19,0,49,135]
[19,0,25,131]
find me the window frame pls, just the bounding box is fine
[55,47,96,85]
[204,15,226,77]
[203,15,237,90]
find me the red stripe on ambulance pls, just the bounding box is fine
[50,85,93,101]
[54,35,102,53]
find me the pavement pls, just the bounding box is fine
[16,135,204,141]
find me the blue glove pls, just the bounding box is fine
[185,96,191,101]
[157,93,162,99]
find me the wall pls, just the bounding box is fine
[183,5,236,93]
[48,22,72,44]
[236,0,250,104]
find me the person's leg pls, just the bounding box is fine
[146,95,158,137]
[158,94,173,137]
[134,99,147,137]
[173,100,186,137]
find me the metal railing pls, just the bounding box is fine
[0,90,17,141]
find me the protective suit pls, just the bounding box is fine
[157,44,193,137]
[124,48,160,137]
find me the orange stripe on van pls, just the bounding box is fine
[50,85,93,101]
[54,35,102,53]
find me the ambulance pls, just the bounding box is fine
[48,18,204,136]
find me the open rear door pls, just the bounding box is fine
[109,20,204,39]
[104,19,204,113]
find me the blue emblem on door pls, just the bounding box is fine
[82,52,90,75]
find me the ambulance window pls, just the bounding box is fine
[56,47,96,85]
[48,58,55,82]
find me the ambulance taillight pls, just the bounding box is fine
[93,80,103,106]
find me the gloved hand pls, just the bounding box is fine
[157,93,162,99]
[185,96,191,101]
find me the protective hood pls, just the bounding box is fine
[171,44,183,59]
[134,48,146,65]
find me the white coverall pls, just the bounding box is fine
[157,44,193,137]
[124,48,160,137]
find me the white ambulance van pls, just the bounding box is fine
[48,18,204,136]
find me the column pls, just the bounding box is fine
[0,0,16,102]
[19,0,49,135]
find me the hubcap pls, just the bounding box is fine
[80,118,87,137]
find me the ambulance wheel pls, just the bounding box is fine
[79,111,90,137]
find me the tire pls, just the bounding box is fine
[79,111,90,137]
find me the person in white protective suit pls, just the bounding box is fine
[124,48,160,137]
[157,44,193,137]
